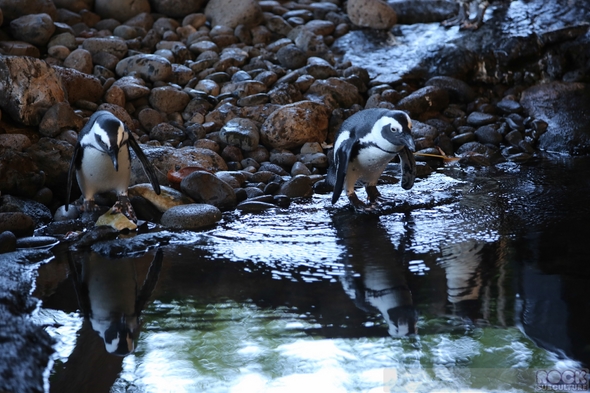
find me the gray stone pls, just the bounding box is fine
[219,118,260,151]
[115,54,173,82]
[113,76,151,100]
[474,126,503,145]
[396,86,449,117]
[82,37,128,58]
[95,0,151,22]
[149,86,190,113]
[180,170,237,211]
[291,161,312,176]
[466,111,498,127]
[0,212,35,237]
[425,76,476,103]
[149,123,186,142]
[496,98,522,114]
[278,174,313,198]
[160,203,222,230]
[347,0,397,29]
[10,14,56,46]
[205,0,263,28]
[306,77,361,110]
[0,231,17,254]
[237,200,277,212]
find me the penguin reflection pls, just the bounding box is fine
[332,211,417,336]
[71,248,163,355]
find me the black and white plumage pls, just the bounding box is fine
[66,110,161,221]
[328,108,416,209]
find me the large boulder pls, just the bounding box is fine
[520,82,590,155]
[0,56,65,125]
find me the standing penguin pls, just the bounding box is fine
[327,108,416,209]
[66,110,161,221]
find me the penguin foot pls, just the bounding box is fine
[365,185,382,205]
[112,196,138,223]
[80,199,99,212]
[441,2,487,30]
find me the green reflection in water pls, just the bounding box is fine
[112,299,570,393]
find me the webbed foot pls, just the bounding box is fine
[112,195,137,223]
[366,185,383,205]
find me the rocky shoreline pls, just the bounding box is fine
[0,0,590,390]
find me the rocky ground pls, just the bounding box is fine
[0,0,590,391]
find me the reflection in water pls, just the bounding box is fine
[49,248,162,393]
[331,211,417,337]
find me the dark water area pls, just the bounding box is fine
[33,156,590,392]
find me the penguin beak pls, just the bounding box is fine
[109,148,119,171]
[401,133,415,152]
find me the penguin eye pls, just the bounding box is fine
[95,134,109,149]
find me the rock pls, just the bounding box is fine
[149,86,190,113]
[0,212,35,237]
[0,195,52,226]
[113,75,151,100]
[0,231,17,253]
[466,112,498,127]
[95,209,138,231]
[38,102,83,137]
[54,0,94,13]
[128,184,193,213]
[0,56,65,126]
[10,13,56,46]
[277,44,308,69]
[15,236,59,249]
[205,0,263,28]
[63,48,93,74]
[53,66,104,104]
[82,37,128,59]
[520,81,590,155]
[236,200,278,212]
[180,170,237,211]
[94,0,151,22]
[396,86,449,117]
[0,41,41,58]
[0,134,32,151]
[160,203,222,230]
[347,0,397,30]
[474,125,503,145]
[115,54,173,82]
[278,174,313,198]
[25,137,72,197]
[152,0,207,18]
[0,0,57,21]
[496,98,523,114]
[149,123,185,142]
[0,150,45,198]
[306,77,362,109]
[260,101,329,149]
[425,76,476,103]
[219,118,260,151]
[291,161,312,176]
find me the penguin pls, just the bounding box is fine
[66,110,161,221]
[327,108,416,209]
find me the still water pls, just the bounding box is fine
[33,156,590,393]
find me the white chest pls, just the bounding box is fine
[77,147,131,197]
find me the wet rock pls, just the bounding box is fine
[205,0,263,28]
[347,0,397,30]
[149,86,190,114]
[291,161,312,176]
[396,86,449,117]
[425,76,476,104]
[466,112,498,127]
[260,101,329,149]
[259,162,289,176]
[160,203,222,230]
[0,212,35,237]
[0,150,45,198]
[53,66,104,104]
[26,137,72,198]
[180,170,237,211]
[0,231,17,253]
[15,236,59,249]
[520,81,590,155]
[116,54,173,82]
[298,152,328,168]
[278,174,313,198]
[10,13,55,46]
[270,149,298,168]
[113,75,151,100]
[149,123,185,142]
[95,209,137,231]
[236,200,278,212]
[0,195,52,226]
[0,56,65,126]
[94,0,151,22]
[0,41,41,58]
[474,126,503,146]
[496,98,522,114]
[277,44,308,69]
[38,103,83,137]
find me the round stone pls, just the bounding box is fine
[160,203,222,230]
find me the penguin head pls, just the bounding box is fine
[81,112,128,171]
[91,313,138,356]
[376,111,415,153]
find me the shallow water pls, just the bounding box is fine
[33,156,590,392]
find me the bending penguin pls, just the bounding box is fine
[66,110,161,221]
[328,108,416,209]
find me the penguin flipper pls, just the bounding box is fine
[128,131,161,195]
[331,139,354,204]
[65,142,82,211]
[398,146,416,190]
